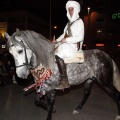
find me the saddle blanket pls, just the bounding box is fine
[64,50,84,64]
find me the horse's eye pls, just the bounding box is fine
[18,50,23,54]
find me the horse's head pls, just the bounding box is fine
[5,29,37,79]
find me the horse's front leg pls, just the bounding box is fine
[46,90,56,120]
[73,77,95,114]
[34,93,48,110]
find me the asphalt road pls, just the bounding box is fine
[0,82,117,120]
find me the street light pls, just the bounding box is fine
[50,0,51,39]
[54,26,58,29]
[88,7,90,15]
[87,7,90,48]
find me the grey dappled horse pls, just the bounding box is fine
[5,29,120,120]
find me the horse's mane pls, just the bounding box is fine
[8,30,55,68]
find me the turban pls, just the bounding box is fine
[66,0,81,13]
[66,1,81,22]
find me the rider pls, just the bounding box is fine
[53,0,84,90]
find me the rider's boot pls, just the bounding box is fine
[55,55,70,90]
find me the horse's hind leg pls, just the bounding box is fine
[73,77,95,114]
[104,86,120,120]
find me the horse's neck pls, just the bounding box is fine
[48,53,55,70]
[32,51,55,72]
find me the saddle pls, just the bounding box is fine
[63,49,84,64]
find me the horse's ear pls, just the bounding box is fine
[16,28,21,36]
[16,28,19,33]
[4,32,10,40]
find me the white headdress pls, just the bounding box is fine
[66,0,81,22]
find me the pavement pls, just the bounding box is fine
[0,81,117,120]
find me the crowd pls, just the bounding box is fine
[0,48,17,86]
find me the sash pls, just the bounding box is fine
[65,18,80,38]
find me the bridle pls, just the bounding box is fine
[11,40,34,69]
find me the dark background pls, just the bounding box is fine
[0,0,83,32]
[0,0,120,40]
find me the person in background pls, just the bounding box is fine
[5,60,16,84]
[0,60,8,85]
[52,0,84,90]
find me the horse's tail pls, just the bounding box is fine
[113,60,120,92]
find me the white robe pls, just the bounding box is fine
[55,18,84,59]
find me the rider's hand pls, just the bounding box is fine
[52,40,57,44]
[61,38,66,43]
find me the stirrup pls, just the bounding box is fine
[55,82,70,90]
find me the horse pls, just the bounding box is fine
[5,29,120,120]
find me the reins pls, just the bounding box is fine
[52,41,62,52]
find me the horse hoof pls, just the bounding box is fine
[72,110,79,115]
[115,115,120,120]
[52,105,56,113]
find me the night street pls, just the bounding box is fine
[0,0,120,120]
[0,82,117,120]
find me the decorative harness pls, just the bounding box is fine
[65,18,80,38]
[66,18,84,50]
